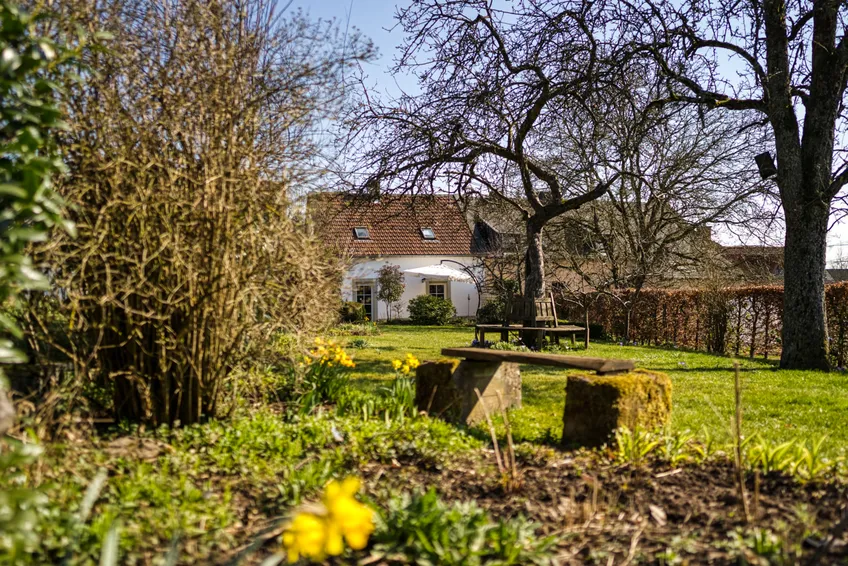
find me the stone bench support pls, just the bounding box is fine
[561,370,672,448]
[415,359,521,425]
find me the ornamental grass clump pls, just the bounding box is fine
[281,477,375,564]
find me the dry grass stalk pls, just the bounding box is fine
[733,362,751,523]
[474,387,504,474]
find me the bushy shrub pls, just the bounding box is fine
[371,489,553,565]
[477,298,508,324]
[408,295,456,325]
[340,301,367,323]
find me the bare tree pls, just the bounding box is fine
[347,0,629,342]
[621,0,848,369]
[549,75,768,339]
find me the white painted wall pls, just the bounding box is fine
[342,255,481,320]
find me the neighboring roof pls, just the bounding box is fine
[827,268,848,282]
[721,245,784,257]
[309,193,474,257]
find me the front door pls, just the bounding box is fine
[355,283,374,321]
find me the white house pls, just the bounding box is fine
[310,194,481,320]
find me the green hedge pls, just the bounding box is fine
[408,295,456,325]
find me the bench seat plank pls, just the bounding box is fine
[442,347,634,375]
[475,324,584,333]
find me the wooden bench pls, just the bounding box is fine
[442,348,634,375]
[474,292,585,347]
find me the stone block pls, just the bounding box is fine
[415,359,521,425]
[561,369,671,448]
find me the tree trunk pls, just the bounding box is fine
[584,306,590,349]
[522,218,545,349]
[523,218,545,302]
[780,202,830,370]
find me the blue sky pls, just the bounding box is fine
[285,0,848,261]
[287,0,413,97]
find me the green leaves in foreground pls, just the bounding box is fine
[368,489,554,565]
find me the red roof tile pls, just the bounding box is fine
[310,193,473,257]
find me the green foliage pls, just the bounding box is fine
[746,435,797,475]
[658,429,696,466]
[295,364,351,416]
[721,527,797,565]
[489,341,530,352]
[792,436,831,481]
[331,321,382,336]
[408,295,456,325]
[335,376,416,423]
[370,489,554,565]
[0,2,78,345]
[348,337,370,349]
[477,298,508,324]
[340,301,367,323]
[377,264,406,314]
[0,440,48,562]
[614,426,661,467]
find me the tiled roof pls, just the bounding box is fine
[309,193,474,257]
[721,245,784,257]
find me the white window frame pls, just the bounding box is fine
[352,279,377,320]
[353,227,370,240]
[427,280,449,300]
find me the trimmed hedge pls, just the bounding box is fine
[558,282,848,366]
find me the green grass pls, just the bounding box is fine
[346,325,848,456]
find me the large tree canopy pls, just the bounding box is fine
[348,0,632,323]
[621,0,848,369]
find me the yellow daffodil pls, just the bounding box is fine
[281,512,328,564]
[323,478,375,551]
[280,477,374,563]
[391,359,402,370]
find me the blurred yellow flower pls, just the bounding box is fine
[391,359,402,370]
[305,339,356,369]
[281,477,374,563]
[281,512,328,563]
[323,478,375,551]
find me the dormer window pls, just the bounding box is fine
[420,227,436,240]
[353,227,370,240]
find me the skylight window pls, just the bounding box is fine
[353,227,370,240]
[421,227,436,240]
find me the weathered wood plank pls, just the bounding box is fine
[475,324,585,332]
[441,347,634,375]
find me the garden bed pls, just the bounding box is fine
[364,452,847,564]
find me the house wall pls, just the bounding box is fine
[342,255,481,320]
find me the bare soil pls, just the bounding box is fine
[361,450,848,565]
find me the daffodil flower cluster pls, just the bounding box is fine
[391,353,420,375]
[281,477,375,563]
[299,337,355,369]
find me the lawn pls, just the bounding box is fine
[346,324,848,455]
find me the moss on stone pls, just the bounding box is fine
[561,369,671,448]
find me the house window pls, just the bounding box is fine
[353,227,370,240]
[420,227,436,240]
[354,282,374,320]
[428,282,446,300]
